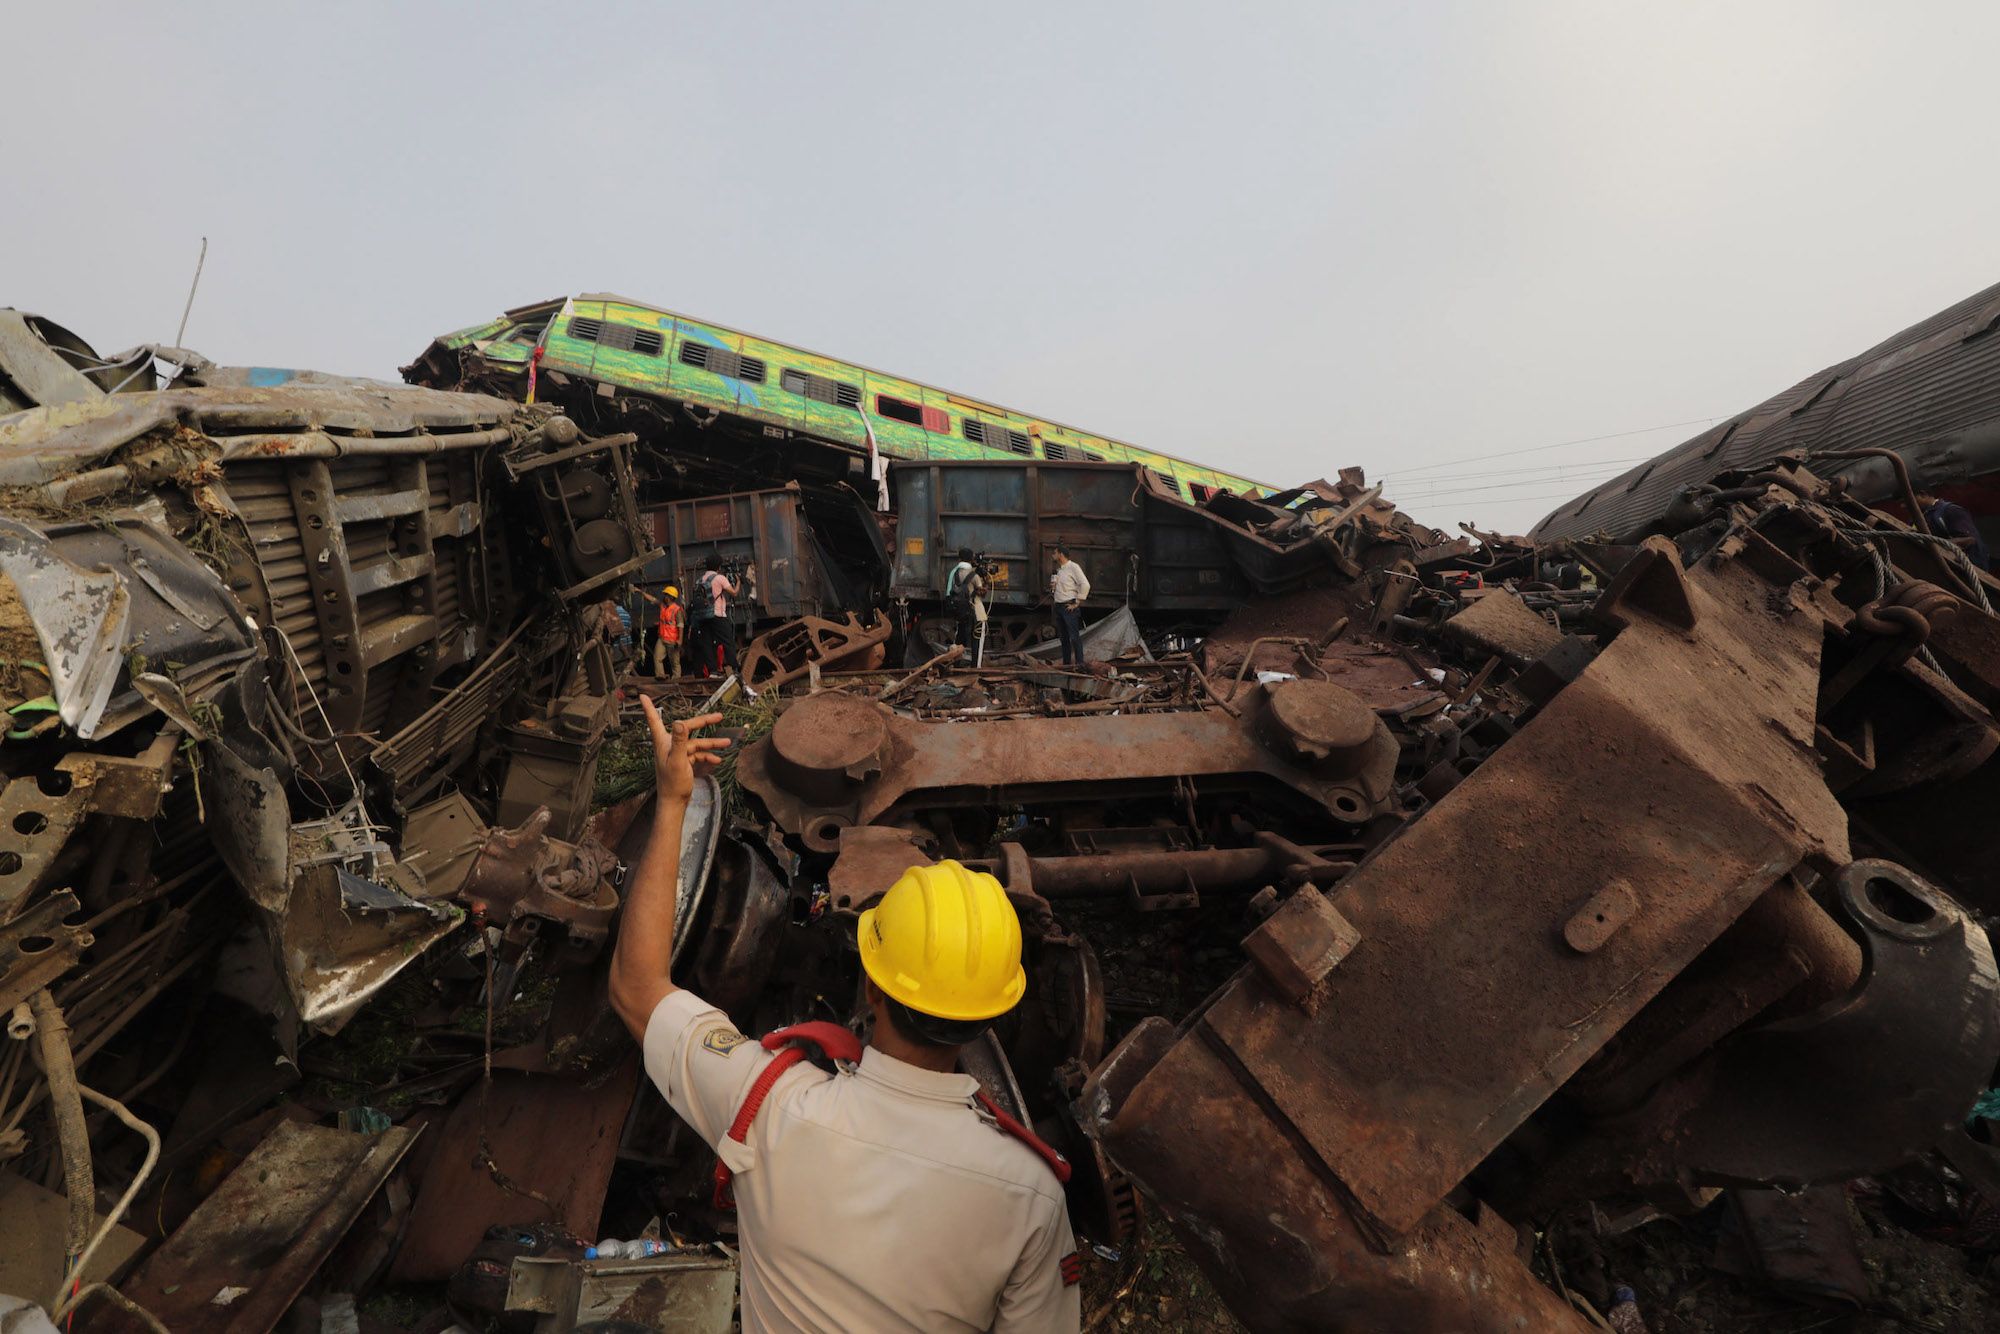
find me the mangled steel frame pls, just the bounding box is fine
[702,462,2000,1331]
[1069,470,2000,1331]
[0,318,660,1100]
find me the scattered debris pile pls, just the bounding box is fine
[2,308,1999,1334]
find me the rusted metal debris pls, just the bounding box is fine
[111,1119,418,1332]
[737,610,891,691]
[4,306,2000,1333]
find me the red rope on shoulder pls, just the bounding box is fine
[712,1024,862,1210]
[759,1021,864,1063]
[975,1090,1073,1185]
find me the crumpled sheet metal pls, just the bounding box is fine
[1003,603,1152,666]
[0,514,258,739]
[204,741,458,1038]
[0,518,129,738]
[0,308,103,409]
[0,378,523,486]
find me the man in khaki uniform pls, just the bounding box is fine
[609,702,1081,1334]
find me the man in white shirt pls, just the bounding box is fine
[1047,544,1091,669]
[609,703,1082,1333]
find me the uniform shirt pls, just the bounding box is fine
[1049,559,1090,606]
[644,991,1080,1334]
[659,600,685,644]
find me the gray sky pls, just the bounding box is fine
[7,2,1998,534]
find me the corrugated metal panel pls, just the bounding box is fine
[1533,281,2000,541]
[888,460,1250,612]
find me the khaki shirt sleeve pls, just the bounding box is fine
[992,1192,1082,1333]
[641,990,777,1169]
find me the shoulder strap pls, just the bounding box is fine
[712,1026,1070,1208]
[759,1021,864,1062]
[974,1090,1073,1184]
[712,1023,864,1210]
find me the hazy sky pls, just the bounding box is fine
[7,3,1998,534]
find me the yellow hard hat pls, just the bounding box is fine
[858,860,1026,1022]
[664,584,679,598]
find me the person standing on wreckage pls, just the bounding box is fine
[609,701,1082,1334]
[1047,544,1090,669]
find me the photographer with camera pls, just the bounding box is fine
[944,547,988,652]
[689,559,751,677]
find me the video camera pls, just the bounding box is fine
[688,556,749,587]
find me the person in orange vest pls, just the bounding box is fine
[634,584,687,678]
[610,704,1081,1333]
[653,585,685,678]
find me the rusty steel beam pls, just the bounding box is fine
[1084,1021,1588,1333]
[736,678,1399,852]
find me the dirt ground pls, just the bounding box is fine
[1077,1218,1244,1333]
[1543,1178,2000,1333]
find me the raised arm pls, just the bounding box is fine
[608,702,730,1039]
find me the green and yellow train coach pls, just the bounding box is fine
[408,294,1269,502]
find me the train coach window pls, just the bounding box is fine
[964,419,1034,455]
[877,395,951,433]
[679,342,767,382]
[781,368,861,407]
[1041,441,1077,461]
[568,317,663,356]
[876,394,923,425]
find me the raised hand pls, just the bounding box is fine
[638,699,730,803]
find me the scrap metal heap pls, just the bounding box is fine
[0,308,1998,1331]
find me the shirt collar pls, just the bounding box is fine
[855,1047,980,1103]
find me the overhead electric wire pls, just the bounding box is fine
[1409,487,1624,513]
[1386,454,1656,487]
[1393,468,1642,500]
[1376,420,1720,482]
[1391,466,1644,503]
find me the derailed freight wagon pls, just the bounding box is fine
[887,459,1427,637]
[890,460,1258,606]
[639,481,885,627]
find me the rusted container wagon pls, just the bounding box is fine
[642,482,880,622]
[888,460,1250,615]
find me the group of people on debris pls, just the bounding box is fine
[600,545,1101,682]
[594,563,750,679]
[944,543,1093,669]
